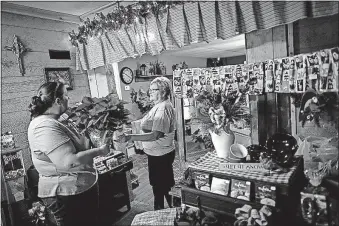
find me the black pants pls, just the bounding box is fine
[148,150,175,210]
[41,184,98,226]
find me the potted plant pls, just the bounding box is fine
[66,93,130,149]
[193,88,251,159]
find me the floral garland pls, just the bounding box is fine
[69,1,183,46]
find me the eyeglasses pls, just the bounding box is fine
[149,88,160,93]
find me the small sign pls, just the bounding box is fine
[219,163,267,172]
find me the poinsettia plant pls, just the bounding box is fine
[67,93,130,135]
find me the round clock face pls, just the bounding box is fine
[120,67,134,84]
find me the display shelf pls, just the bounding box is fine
[135,74,173,82]
[181,186,274,217]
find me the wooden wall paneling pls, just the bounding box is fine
[272,25,291,135]
[277,93,292,134]
[1,52,76,78]
[266,93,278,139]
[246,25,290,144]
[1,11,78,32]
[175,95,186,171]
[1,25,74,52]
[1,12,91,171]
[246,29,273,145]
[294,14,339,55]
[2,111,31,135]
[288,23,297,137]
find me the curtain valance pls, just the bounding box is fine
[75,1,338,71]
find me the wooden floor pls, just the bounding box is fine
[113,142,207,225]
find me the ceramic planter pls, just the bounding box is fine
[209,129,235,159]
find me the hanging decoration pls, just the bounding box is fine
[173,47,339,100]
[69,1,182,47]
[4,35,29,76]
[72,1,338,70]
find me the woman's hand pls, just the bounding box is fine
[115,133,132,143]
[99,144,110,156]
[124,133,132,142]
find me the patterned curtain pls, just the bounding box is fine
[76,1,338,71]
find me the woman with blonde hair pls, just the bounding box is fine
[123,76,176,210]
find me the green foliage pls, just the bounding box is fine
[67,93,130,134]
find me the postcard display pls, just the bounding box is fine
[173,47,339,99]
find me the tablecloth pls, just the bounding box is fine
[131,208,177,225]
[189,152,301,184]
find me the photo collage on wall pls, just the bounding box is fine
[173,47,339,98]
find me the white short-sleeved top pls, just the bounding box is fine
[28,115,97,198]
[140,99,176,156]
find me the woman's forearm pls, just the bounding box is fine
[130,132,157,142]
[130,130,166,142]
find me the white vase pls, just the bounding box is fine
[209,129,235,159]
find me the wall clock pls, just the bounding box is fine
[120,67,134,84]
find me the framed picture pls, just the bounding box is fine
[44,67,73,90]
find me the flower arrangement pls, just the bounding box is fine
[195,88,251,135]
[130,88,154,115]
[28,202,47,226]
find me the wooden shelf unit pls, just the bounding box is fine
[135,74,173,82]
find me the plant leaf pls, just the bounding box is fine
[76,103,91,111]
[82,97,93,104]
